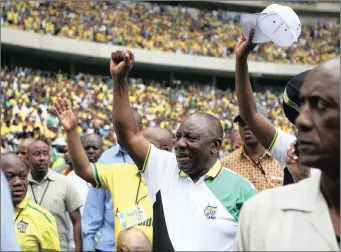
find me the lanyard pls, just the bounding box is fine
[14,208,24,222]
[30,180,50,206]
[250,158,266,176]
[120,150,147,206]
[135,174,148,206]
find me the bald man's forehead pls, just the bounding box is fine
[28,141,49,153]
[83,135,103,147]
[180,115,212,136]
[302,63,340,102]
[19,138,35,148]
[1,154,27,170]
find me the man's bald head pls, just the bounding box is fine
[19,138,35,148]
[83,133,104,163]
[17,138,35,161]
[117,228,152,252]
[311,57,340,87]
[26,140,50,172]
[1,153,27,171]
[27,139,49,154]
[174,112,223,180]
[142,127,173,152]
[186,112,224,139]
[1,153,29,206]
[83,133,103,146]
[296,57,340,176]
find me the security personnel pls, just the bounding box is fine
[1,153,60,251]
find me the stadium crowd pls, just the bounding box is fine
[1,1,340,252]
[1,1,340,65]
[0,66,294,161]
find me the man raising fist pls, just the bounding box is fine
[110,47,256,252]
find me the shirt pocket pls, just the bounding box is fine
[48,192,67,218]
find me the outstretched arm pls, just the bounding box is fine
[110,50,149,170]
[54,97,96,186]
[234,29,276,149]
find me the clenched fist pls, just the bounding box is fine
[110,49,135,79]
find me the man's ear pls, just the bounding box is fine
[211,138,222,155]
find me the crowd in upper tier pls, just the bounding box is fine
[1,1,339,65]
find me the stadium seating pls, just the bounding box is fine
[1,1,339,65]
[1,66,295,155]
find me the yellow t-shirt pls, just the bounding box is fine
[14,194,60,251]
[92,163,153,246]
[52,157,64,169]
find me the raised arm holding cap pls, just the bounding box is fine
[234,29,277,150]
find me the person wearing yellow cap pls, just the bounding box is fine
[1,153,60,251]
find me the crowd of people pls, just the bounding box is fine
[1,1,340,252]
[0,65,295,160]
[1,1,340,65]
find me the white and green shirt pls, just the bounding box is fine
[141,144,257,251]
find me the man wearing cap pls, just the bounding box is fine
[233,29,317,184]
[223,104,282,191]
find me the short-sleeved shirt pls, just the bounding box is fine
[268,128,320,180]
[14,194,60,251]
[222,147,282,191]
[28,168,83,251]
[268,128,296,169]
[91,163,153,246]
[141,144,257,251]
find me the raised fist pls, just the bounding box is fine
[110,49,134,79]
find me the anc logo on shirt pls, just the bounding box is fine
[204,204,217,219]
[17,220,29,233]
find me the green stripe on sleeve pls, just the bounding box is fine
[27,204,52,223]
[141,143,151,173]
[268,128,279,152]
[205,168,257,221]
[92,163,101,188]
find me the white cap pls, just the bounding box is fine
[240,4,301,47]
[52,138,67,146]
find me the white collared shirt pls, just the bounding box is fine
[235,171,339,251]
[28,168,83,251]
[141,144,257,251]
